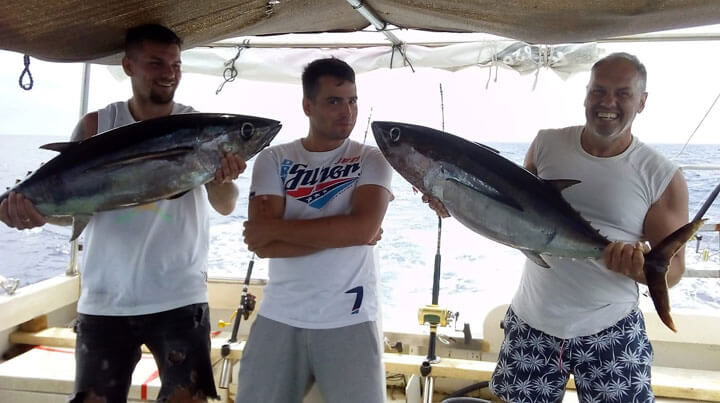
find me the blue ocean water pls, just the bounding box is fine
[1,135,718,331]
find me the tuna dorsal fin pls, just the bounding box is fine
[544,179,581,192]
[71,214,92,241]
[40,141,79,153]
[522,250,550,268]
[446,177,524,212]
[473,142,500,154]
[93,147,194,170]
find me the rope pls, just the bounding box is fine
[486,50,498,89]
[673,88,720,159]
[390,44,415,72]
[532,46,552,91]
[216,40,249,94]
[19,55,34,91]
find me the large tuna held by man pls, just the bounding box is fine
[372,121,703,332]
[1,113,281,240]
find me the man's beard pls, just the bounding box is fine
[149,88,175,105]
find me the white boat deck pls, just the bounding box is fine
[1,276,719,402]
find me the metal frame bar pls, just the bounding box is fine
[66,63,91,277]
[202,32,720,50]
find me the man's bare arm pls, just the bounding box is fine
[205,152,245,215]
[244,194,321,258]
[523,135,539,174]
[244,185,392,252]
[604,171,689,287]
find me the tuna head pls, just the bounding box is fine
[213,114,282,160]
[371,121,446,195]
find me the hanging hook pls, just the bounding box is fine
[19,54,34,91]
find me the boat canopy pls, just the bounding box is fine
[2,1,720,63]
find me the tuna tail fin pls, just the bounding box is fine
[643,218,705,332]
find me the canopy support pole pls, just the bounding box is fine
[345,0,415,70]
[345,0,402,46]
[66,63,91,277]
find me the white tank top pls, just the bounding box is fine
[78,101,210,315]
[511,126,677,338]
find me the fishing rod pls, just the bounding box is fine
[418,215,447,403]
[418,83,452,402]
[362,107,373,145]
[218,253,257,389]
[692,180,720,222]
[422,216,443,362]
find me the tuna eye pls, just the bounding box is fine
[240,122,255,140]
[389,127,401,142]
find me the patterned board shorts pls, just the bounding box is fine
[489,307,654,403]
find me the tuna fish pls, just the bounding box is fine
[1,113,281,240]
[372,121,703,332]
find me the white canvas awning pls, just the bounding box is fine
[159,34,602,83]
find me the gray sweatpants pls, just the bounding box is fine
[235,315,384,403]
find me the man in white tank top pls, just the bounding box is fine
[234,58,393,403]
[422,53,689,402]
[1,25,246,403]
[486,54,689,402]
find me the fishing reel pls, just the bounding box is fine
[418,304,454,328]
[217,293,256,328]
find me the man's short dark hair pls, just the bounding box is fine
[591,52,647,92]
[125,24,182,55]
[302,58,355,99]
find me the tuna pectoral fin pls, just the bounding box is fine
[544,179,581,192]
[644,218,706,332]
[70,215,92,241]
[522,250,550,268]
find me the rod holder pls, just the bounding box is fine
[66,239,80,276]
[218,345,232,389]
[423,375,435,403]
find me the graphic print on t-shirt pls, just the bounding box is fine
[345,286,364,315]
[281,156,361,209]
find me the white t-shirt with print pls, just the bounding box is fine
[250,138,393,329]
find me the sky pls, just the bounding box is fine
[1,26,720,144]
